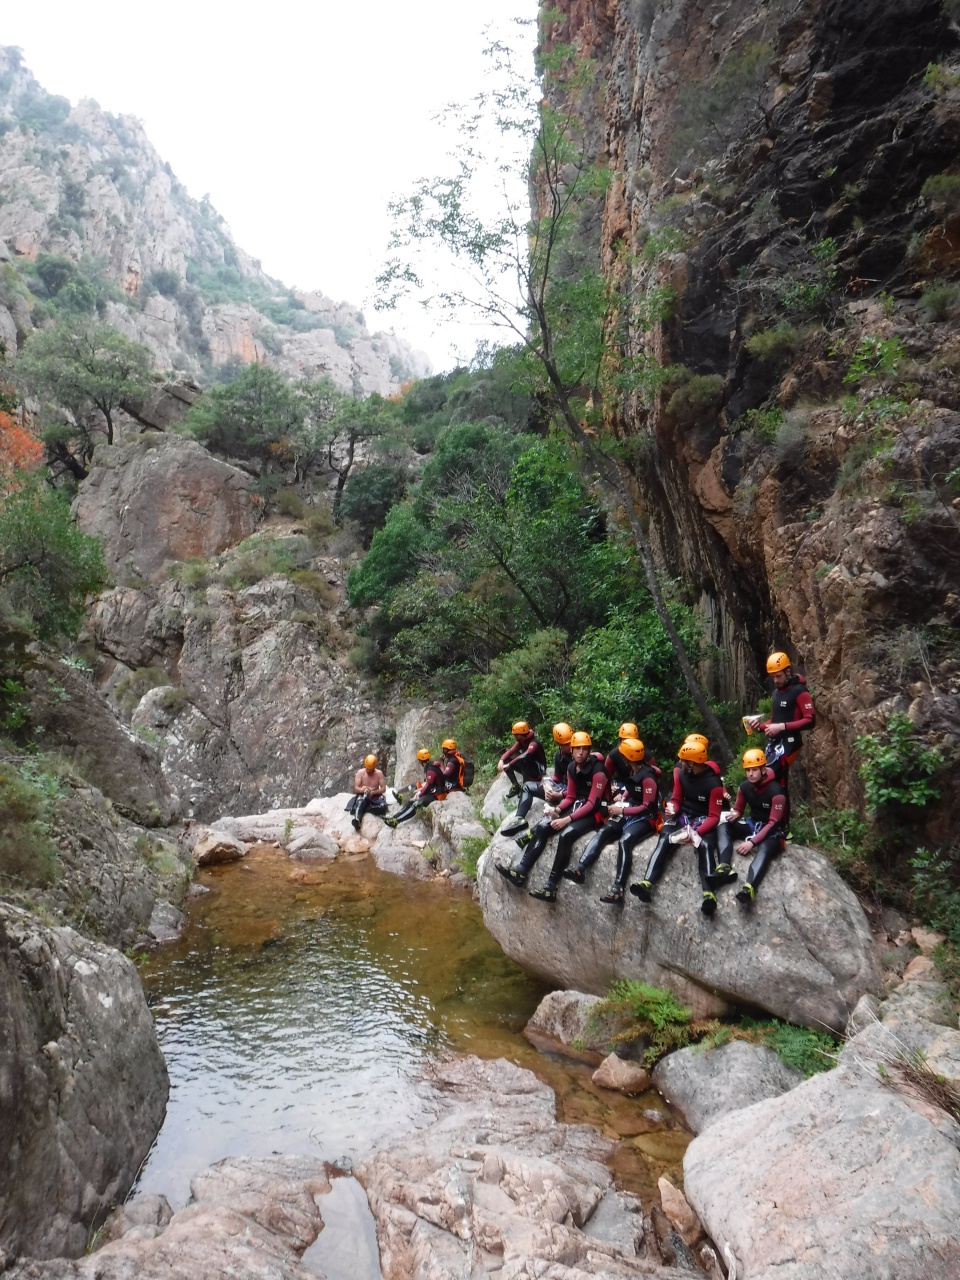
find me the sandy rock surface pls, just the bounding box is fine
[479,811,880,1030]
[4,1157,331,1280]
[0,904,168,1261]
[358,1055,680,1279]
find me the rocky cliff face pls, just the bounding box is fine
[544,0,960,821]
[0,903,169,1261]
[0,47,429,393]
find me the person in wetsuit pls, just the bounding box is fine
[629,738,728,916]
[501,722,574,840]
[385,749,447,826]
[437,738,467,793]
[563,738,663,903]
[744,652,816,825]
[497,721,547,798]
[605,722,641,787]
[496,731,609,902]
[716,748,788,904]
[349,754,388,830]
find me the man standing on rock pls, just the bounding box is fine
[350,754,388,830]
[716,748,788,904]
[496,721,547,798]
[745,652,816,826]
[629,739,728,916]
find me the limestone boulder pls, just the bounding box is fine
[0,904,168,1261]
[5,1156,330,1279]
[191,828,246,866]
[358,1055,677,1279]
[525,989,603,1047]
[391,703,458,791]
[74,433,261,581]
[481,772,514,823]
[652,1041,805,1134]
[684,1019,960,1280]
[478,827,880,1031]
[22,654,179,827]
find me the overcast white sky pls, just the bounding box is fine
[4,1,537,371]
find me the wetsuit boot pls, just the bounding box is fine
[600,843,630,904]
[496,823,550,888]
[563,820,621,885]
[384,800,421,828]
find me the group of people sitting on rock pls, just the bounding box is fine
[346,739,470,831]
[494,651,815,915]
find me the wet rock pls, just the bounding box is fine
[684,1018,960,1280]
[479,830,880,1031]
[657,1178,703,1248]
[6,1157,330,1279]
[524,989,603,1047]
[358,1055,678,1279]
[287,830,339,860]
[145,899,184,944]
[652,1041,805,1134]
[593,1054,652,1095]
[0,903,168,1261]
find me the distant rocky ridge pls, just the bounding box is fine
[0,46,429,393]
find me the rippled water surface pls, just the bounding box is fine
[137,844,689,1271]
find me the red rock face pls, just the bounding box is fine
[543,0,960,829]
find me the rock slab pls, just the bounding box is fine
[652,1041,805,1134]
[0,904,169,1261]
[479,825,880,1030]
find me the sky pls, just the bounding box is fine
[4,1,538,372]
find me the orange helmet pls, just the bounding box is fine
[416,748,431,762]
[511,720,531,736]
[619,737,645,763]
[552,722,573,745]
[364,754,377,770]
[742,748,767,770]
[678,741,707,765]
[571,730,592,748]
[766,652,791,674]
[683,733,709,750]
[441,738,457,751]
[618,722,639,740]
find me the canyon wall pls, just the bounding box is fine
[545,0,960,819]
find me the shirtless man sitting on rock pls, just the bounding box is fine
[349,754,387,830]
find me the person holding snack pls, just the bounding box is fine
[501,722,574,841]
[716,748,788,904]
[743,652,816,774]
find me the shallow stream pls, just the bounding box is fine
[137,844,690,1275]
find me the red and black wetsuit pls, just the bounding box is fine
[514,746,571,821]
[717,768,787,893]
[515,755,610,887]
[390,759,446,825]
[760,675,815,770]
[605,747,633,785]
[500,734,547,788]
[575,761,664,896]
[637,765,726,895]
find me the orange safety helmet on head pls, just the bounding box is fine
[364,754,378,770]
[552,722,573,746]
[619,737,645,763]
[678,741,707,765]
[766,651,791,674]
[683,733,709,750]
[441,738,457,752]
[571,730,592,748]
[742,748,767,770]
[416,748,431,762]
[511,720,531,737]
[618,722,639,740]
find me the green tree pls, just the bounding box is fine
[185,362,304,463]
[17,319,154,476]
[347,502,428,608]
[0,475,107,641]
[377,27,733,761]
[340,463,408,545]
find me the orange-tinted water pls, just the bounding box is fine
[137,845,688,1238]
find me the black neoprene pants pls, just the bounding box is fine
[611,817,659,892]
[505,757,544,790]
[354,793,387,824]
[516,816,597,884]
[391,793,437,825]
[639,818,718,891]
[575,817,625,872]
[516,780,545,820]
[716,819,783,890]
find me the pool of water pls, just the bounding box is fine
[136,845,689,1270]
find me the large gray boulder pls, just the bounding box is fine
[683,1018,960,1280]
[652,1041,805,1134]
[358,1055,678,1279]
[4,1156,330,1279]
[478,824,880,1031]
[74,432,261,581]
[0,904,169,1261]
